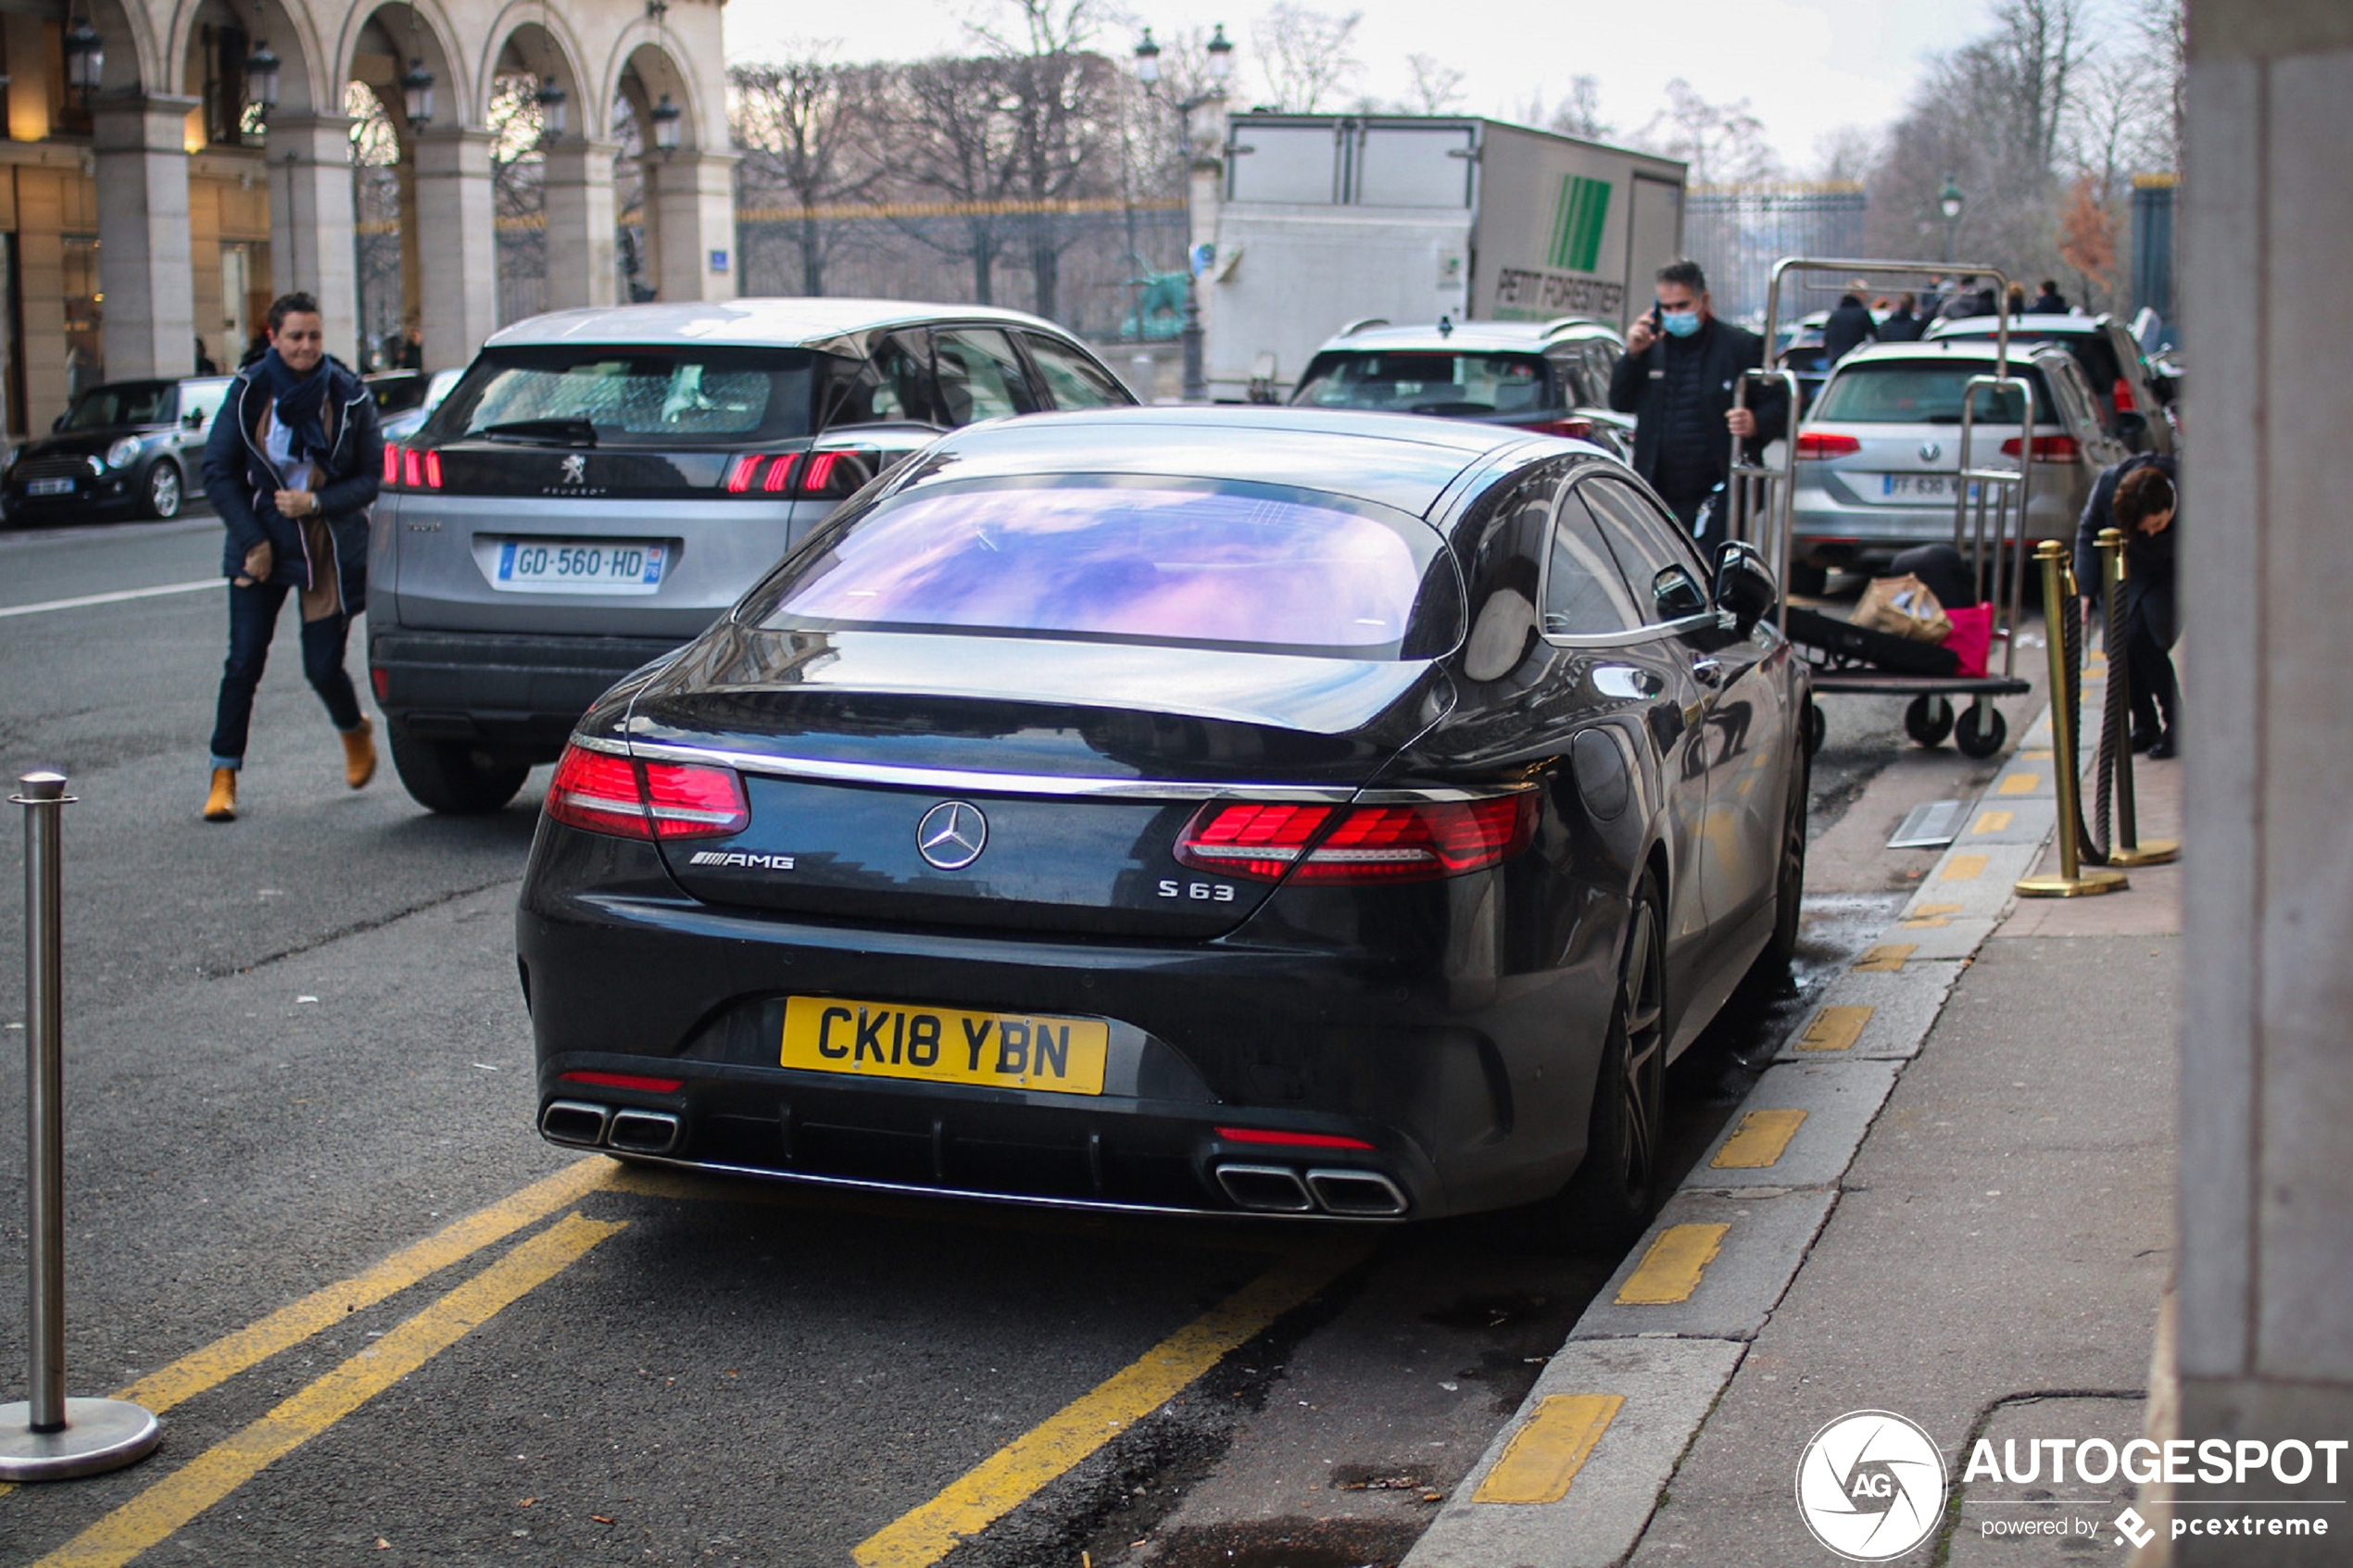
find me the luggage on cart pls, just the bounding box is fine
[1784,605,1961,678]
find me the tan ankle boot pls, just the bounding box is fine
[203,768,238,822]
[341,716,378,790]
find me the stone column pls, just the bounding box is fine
[91,94,200,382]
[2174,5,2353,1563]
[262,114,359,369]
[645,149,738,303]
[411,128,500,370]
[543,139,619,311]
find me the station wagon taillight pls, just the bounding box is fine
[2000,434,2082,461]
[1174,794,1536,884]
[1795,432,1861,459]
[721,449,875,498]
[382,444,441,490]
[1518,417,1594,440]
[545,745,749,841]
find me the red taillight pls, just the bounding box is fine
[1215,1126,1378,1150]
[543,745,749,841]
[1796,432,1862,459]
[423,449,442,488]
[399,446,441,489]
[718,450,871,497]
[2111,377,2136,413]
[724,454,763,493]
[1999,434,2081,461]
[560,1070,685,1094]
[370,666,389,700]
[1519,417,1594,440]
[1174,794,1536,884]
[762,453,801,493]
[383,445,400,484]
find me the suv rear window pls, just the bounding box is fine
[431,347,818,445]
[1939,326,2123,394]
[1810,361,2057,426]
[1292,352,1555,417]
[757,477,1460,659]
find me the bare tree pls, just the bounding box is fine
[1546,75,1612,142]
[1811,125,1880,184]
[893,55,1026,305]
[1252,3,1362,113]
[967,0,1126,319]
[731,51,887,296]
[1634,79,1779,187]
[1404,55,1466,115]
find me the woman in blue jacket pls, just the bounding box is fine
[198,292,383,822]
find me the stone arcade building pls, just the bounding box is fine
[0,0,732,436]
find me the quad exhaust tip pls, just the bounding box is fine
[540,1099,682,1157]
[1304,1167,1409,1217]
[1214,1161,1408,1217]
[1214,1163,1315,1213]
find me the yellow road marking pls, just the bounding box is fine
[1615,1223,1730,1305]
[853,1247,1365,1568]
[1712,1110,1807,1170]
[1854,943,1916,972]
[1997,773,2041,796]
[1473,1394,1625,1504]
[32,1213,623,1568]
[1900,916,1949,929]
[117,1159,616,1416]
[1796,1005,1872,1052]
[1972,809,2015,834]
[1941,854,1990,882]
[2022,749,2054,760]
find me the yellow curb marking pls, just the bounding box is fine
[31,1213,623,1568]
[1854,943,1917,972]
[1900,916,1949,929]
[1796,1005,1872,1052]
[1473,1394,1626,1505]
[853,1247,1365,1568]
[1941,854,1990,882]
[2021,749,2054,760]
[1973,809,2015,834]
[1712,1110,1808,1170]
[1616,1223,1730,1305]
[1997,773,2042,796]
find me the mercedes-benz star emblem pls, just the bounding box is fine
[1918,442,1942,463]
[560,453,587,485]
[916,801,988,871]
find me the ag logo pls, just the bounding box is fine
[560,453,587,485]
[1795,1411,1946,1561]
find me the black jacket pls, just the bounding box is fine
[1606,317,1788,494]
[1822,299,1878,364]
[1878,307,1926,343]
[2074,453,2177,643]
[203,360,382,610]
[2028,290,2070,316]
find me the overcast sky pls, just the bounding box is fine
[724,0,2003,173]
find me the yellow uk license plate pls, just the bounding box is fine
[780,997,1111,1096]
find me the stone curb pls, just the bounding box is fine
[1402,705,2060,1568]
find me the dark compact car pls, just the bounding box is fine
[517,408,1809,1236]
[370,299,1138,815]
[4,375,233,521]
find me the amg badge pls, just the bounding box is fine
[687,850,796,870]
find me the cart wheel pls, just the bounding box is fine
[1904,694,1956,748]
[1805,701,1826,757]
[1955,703,2007,759]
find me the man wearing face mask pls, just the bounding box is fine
[1609,258,1787,548]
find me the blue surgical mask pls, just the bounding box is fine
[1661,310,1702,339]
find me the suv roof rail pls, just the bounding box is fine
[1336,317,1390,337]
[1540,316,1601,338]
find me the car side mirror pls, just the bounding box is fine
[183,410,205,429]
[1713,540,1778,635]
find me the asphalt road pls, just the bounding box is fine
[0,523,1990,1567]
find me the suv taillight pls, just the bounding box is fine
[2000,434,2082,461]
[1174,795,1537,884]
[383,444,442,491]
[721,449,875,498]
[545,745,749,841]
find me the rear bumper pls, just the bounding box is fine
[517,826,1625,1223]
[369,628,683,762]
[1790,478,2081,570]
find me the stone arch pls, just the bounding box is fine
[479,5,588,126]
[82,0,160,96]
[169,0,328,119]
[604,34,703,152]
[338,0,469,137]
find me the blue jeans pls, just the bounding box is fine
[208,580,364,770]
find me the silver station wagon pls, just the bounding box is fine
[1786,338,2128,589]
[367,299,1136,813]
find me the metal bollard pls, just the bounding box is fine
[2096,528,2181,868]
[0,771,159,1480]
[2017,545,2128,899]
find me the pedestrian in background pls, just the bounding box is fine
[1879,293,1926,342]
[2074,454,2180,759]
[1822,285,1878,365]
[199,292,384,822]
[2030,279,2070,315]
[2005,282,2029,319]
[1609,258,1788,549]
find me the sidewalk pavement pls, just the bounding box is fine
[1407,687,2181,1567]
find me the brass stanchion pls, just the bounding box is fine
[2096,527,2180,868]
[2018,543,2128,898]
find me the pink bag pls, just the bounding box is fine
[1944,603,1993,678]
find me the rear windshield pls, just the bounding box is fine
[1292,352,1556,417]
[430,347,818,445]
[61,383,173,430]
[1944,327,2123,394]
[755,477,1460,660]
[1810,361,2056,426]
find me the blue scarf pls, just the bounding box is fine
[254,348,331,466]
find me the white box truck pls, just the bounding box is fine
[1203,114,1687,401]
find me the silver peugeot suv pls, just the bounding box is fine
[367,299,1136,813]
